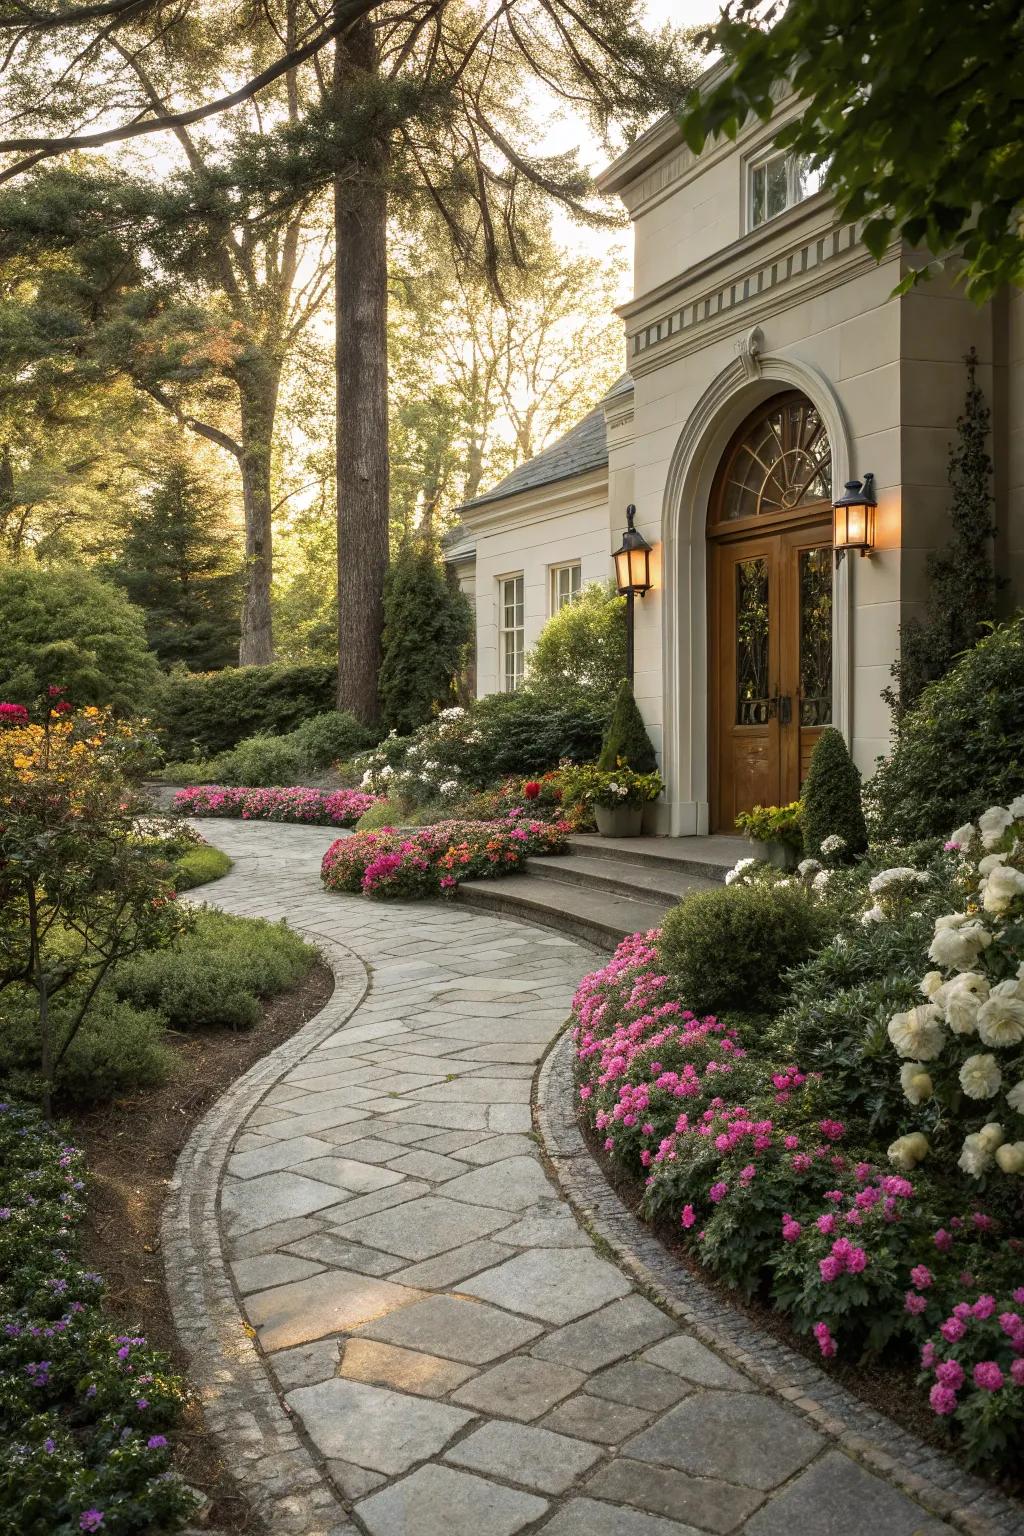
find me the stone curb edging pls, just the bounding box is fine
[161,935,368,1536]
[534,1029,1024,1536]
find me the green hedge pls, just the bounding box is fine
[153,664,337,758]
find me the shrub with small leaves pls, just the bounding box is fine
[801,728,868,860]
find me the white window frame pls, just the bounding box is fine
[549,561,582,615]
[747,147,825,231]
[498,573,524,693]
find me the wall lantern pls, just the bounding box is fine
[612,503,653,685]
[832,472,877,561]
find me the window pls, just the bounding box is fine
[499,574,524,692]
[550,562,582,614]
[749,149,825,230]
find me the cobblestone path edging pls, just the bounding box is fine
[162,820,1023,1536]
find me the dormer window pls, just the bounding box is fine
[749,149,825,230]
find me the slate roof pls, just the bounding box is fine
[458,374,632,512]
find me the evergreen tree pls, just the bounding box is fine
[377,538,472,735]
[113,458,241,671]
[801,728,867,861]
[884,349,998,723]
[598,680,658,773]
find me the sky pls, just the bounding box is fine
[546,0,721,289]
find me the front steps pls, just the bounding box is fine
[456,833,741,949]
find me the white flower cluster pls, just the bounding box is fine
[819,833,847,857]
[886,800,1024,1179]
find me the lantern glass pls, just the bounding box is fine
[832,475,876,555]
[613,546,631,592]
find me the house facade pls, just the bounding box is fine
[449,72,1024,836]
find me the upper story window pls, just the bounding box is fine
[550,562,582,614]
[748,149,825,230]
[499,574,524,692]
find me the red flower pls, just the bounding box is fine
[0,702,28,725]
[524,781,541,799]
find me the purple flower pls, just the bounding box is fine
[79,1514,104,1532]
[936,1360,965,1389]
[904,1291,927,1315]
[136,1398,149,1410]
[0,1208,11,1221]
[910,1264,933,1290]
[147,1434,168,1450]
[973,1361,1004,1391]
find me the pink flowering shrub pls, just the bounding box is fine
[572,927,1024,1470]
[173,784,377,827]
[321,818,569,901]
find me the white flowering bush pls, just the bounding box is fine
[886,797,1024,1181]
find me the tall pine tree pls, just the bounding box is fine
[884,349,999,722]
[113,458,242,671]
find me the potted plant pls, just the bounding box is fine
[561,763,663,838]
[735,802,803,870]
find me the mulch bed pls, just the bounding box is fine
[69,960,335,1534]
[576,1102,1024,1504]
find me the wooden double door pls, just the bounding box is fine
[710,522,833,830]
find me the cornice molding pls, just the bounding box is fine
[626,226,898,378]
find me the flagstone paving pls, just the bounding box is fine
[170,819,996,1536]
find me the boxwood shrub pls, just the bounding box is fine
[658,882,829,1016]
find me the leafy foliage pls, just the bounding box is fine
[0,995,172,1106]
[111,456,242,672]
[867,617,1024,840]
[678,0,1024,301]
[111,909,315,1032]
[171,844,233,891]
[801,728,868,860]
[0,706,185,1115]
[153,663,336,759]
[378,539,472,734]
[0,565,158,714]
[658,882,829,1016]
[735,802,803,850]
[526,582,626,703]
[884,352,998,721]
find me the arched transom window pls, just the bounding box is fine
[711,392,832,527]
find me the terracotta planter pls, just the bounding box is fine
[748,837,799,871]
[595,803,644,838]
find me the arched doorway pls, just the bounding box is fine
[708,391,834,830]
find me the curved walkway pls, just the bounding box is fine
[165,819,1010,1536]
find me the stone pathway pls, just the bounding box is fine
[168,819,1010,1536]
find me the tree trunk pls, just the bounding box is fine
[237,367,279,666]
[334,23,390,724]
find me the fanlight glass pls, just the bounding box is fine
[719,398,832,523]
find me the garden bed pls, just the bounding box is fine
[70,958,334,1533]
[573,1090,1024,1496]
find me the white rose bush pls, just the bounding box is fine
[887,803,1024,1187]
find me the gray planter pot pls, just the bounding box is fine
[595,803,645,838]
[749,837,799,871]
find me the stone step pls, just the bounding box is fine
[525,853,718,904]
[565,832,744,880]
[455,874,672,950]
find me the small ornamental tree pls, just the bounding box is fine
[378,538,473,735]
[527,582,627,703]
[598,680,658,773]
[801,727,868,861]
[0,701,185,1117]
[884,350,998,722]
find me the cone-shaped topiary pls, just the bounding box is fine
[801,727,868,860]
[597,679,658,773]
